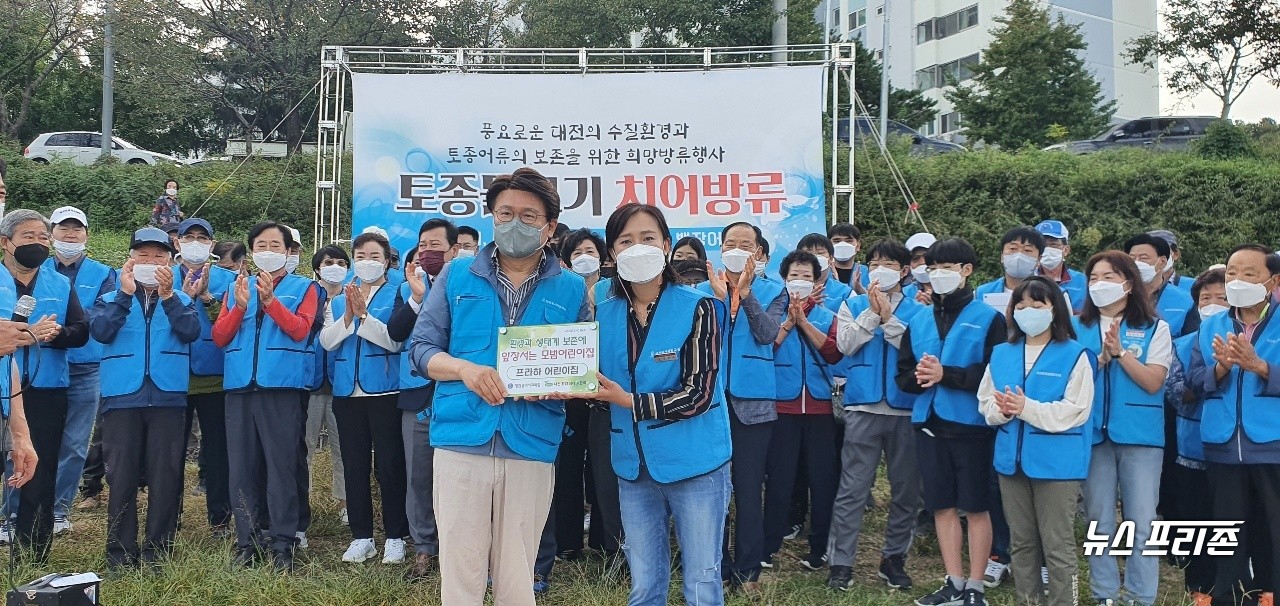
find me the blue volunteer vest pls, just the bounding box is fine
[98,291,193,399]
[1171,333,1205,462]
[223,274,316,390]
[17,267,73,388]
[974,277,1008,304]
[593,277,612,305]
[44,257,113,365]
[1073,316,1166,447]
[397,281,431,392]
[843,294,925,409]
[329,282,401,397]
[695,278,784,401]
[0,265,14,415]
[989,340,1095,480]
[908,300,999,426]
[774,299,835,402]
[601,284,731,483]
[305,286,332,391]
[1157,284,1193,336]
[1060,269,1087,314]
[428,257,585,463]
[1197,309,1280,446]
[178,264,236,377]
[822,275,852,315]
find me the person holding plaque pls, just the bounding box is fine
[409,167,590,606]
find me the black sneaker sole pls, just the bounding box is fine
[877,570,912,589]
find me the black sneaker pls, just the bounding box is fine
[961,588,988,606]
[826,565,853,591]
[272,549,296,573]
[798,554,826,571]
[878,554,913,589]
[914,581,964,606]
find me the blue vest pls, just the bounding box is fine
[839,263,870,289]
[223,274,316,391]
[44,258,113,365]
[17,267,72,388]
[843,294,925,409]
[178,264,236,377]
[428,257,585,463]
[774,300,835,401]
[907,301,999,426]
[330,282,401,397]
[0,265,14,415]
[1060,269,1087,314]
[98,291,193,399]
[1073,316,1166,447]
[305,286,332,391]
[1171,333,1205,461]
[601,285,731,483]
[974,277,1009,306]
[822,274,852,315]
[593,277,612,305]
[1197,310,1280,446]
[989,340,1095,480]
[695,278,784,400]
[397,281,431,392]
[1157,284,1193,336]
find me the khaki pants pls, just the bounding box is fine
[433,448,555,606]
[998,473,1081,606]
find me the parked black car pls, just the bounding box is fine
[838,116,966,156]
[1043,116,1217,153]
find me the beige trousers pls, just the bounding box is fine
[998,473,1083,606]
[433,448,555,606]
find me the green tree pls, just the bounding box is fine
[846,38,938,129]
[945,0,1114,149]
[416,0,512,48]
[0,0,92,140]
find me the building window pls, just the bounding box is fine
[914,67,937,91]
[920,121,936,136]
[850,8,866,28]
[941,112,964,133]
[913,53,980,91]
[832,7,840,28]
[916,4,979,44]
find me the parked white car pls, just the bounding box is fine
[23,132,185,166]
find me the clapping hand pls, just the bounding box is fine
[915,354,943,388]
[993,386,1026,417]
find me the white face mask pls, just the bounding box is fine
[252,251,288,273]
[1134,260,1158,284]
[180,241,212,264]
[415,266,428,281]
[1039,247,1064,271]
[133,263,160,286]
[911,265,931,284]
[869,267,901,292]
[52,239,86,259]
[615,244,666,284]
[165,188,178,197]
[832,242,857,262]
[786,279,815,300]
[721,248,752,274]
[284,253,301,274]
[815,255,830,273]
[1013,307,1054,337]
[353,259,386,283]
[318,265,347,285]
[571,254,601,276]
[754,259,767,277]
[1002,252,1039,279]
[1199,303,1230,320]
[455,248,477,259]
[1088,280,1128,308]
[1226,279,1270,308]
[1163,259,1176,275]
[928,268,963,295]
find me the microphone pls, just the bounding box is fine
[11,295,35,323]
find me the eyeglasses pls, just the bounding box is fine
[493,208,546,226]
[179,234,212,244]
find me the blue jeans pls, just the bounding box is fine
[1083,441,1162,606]
[619,464,730,606]
[56,365,100,517]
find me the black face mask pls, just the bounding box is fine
[600,264,618,280]
[11,243,50,269]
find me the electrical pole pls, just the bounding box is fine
[101,0,115,161]
[878,1,890,147]
[772,0,788,64]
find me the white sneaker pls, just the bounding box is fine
[0,522,12,544]
[1041,566,1050,595]
[339,508,349,525]
[983,558,1010,588]
[53,516,72,535]
[342,538,377,563]
[582,512,591,534]
[295,531,308,549]
[382,538,406,564]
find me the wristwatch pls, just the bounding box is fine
[1115,349,1128,359]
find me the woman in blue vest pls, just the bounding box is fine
[212,221,323,572]
[320,231,408,565]
[979,276,1095,606]
[552,202,730,606]
[90,227,200,570]
[1072,250,1171,606]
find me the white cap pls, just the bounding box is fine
[904,232,937,251]
[1209,263,1227,271]
[286,226,301,247]
[361,225,389,240]
[50,206,88,227]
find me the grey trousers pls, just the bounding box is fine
[998,473,1082,606]
[402,409,438,556]
[226,389,305,553]
[305,392,345,502]
[826,411,920,567]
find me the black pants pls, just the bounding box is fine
[553,403,590,555]
[586,408,622,554]
[332,394,408,539]
[102,407,185,567]
[295,391,311,533]
[80,423,104,500]
[185,391,230,527]
[17,388,67,563]
[226,389,304,554]
[763,414,838,561]
[1208,463,1280,604]
[536,497,557,580]
[1163,463,1217,594]
[723,413,773,583]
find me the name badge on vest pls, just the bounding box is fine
[1125,329,1146,339]
[652,348,679,363]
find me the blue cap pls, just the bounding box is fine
[1035,220,1069,240]
[131,226,178,254]
[178,217,214,238]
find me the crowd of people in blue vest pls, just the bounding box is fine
[0,160,1277,606]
